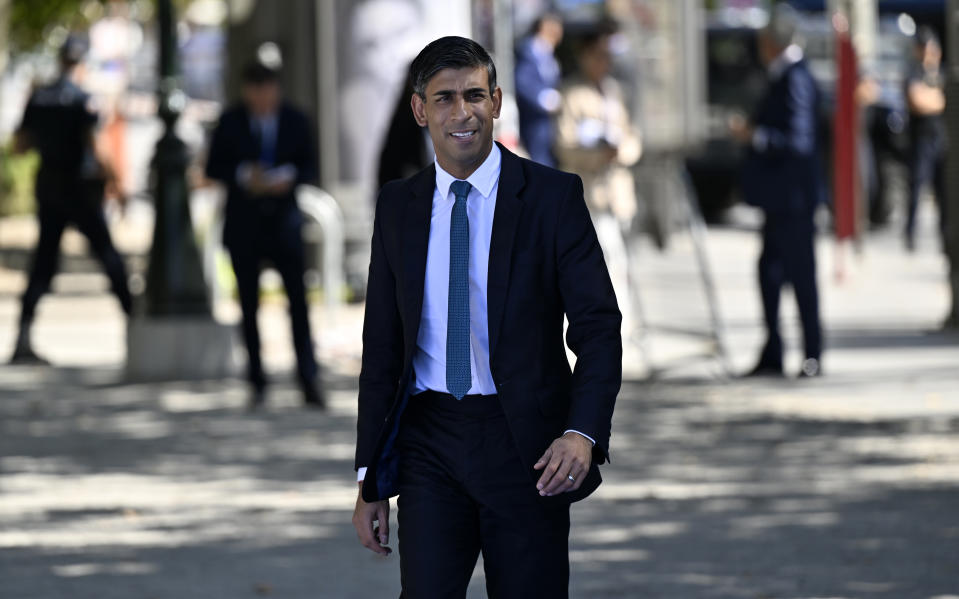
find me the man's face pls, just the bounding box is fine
[411,66,502,179]
[921,42,942,69]
[242,81,281,116]
[758,32,778,67]
[541,18,563,47]
[580,38,612,84]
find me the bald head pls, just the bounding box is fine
[759,3,799,65]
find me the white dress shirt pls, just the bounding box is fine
[410,144,502,396]
[357,144,592,482]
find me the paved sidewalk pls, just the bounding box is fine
[1,213,958,598]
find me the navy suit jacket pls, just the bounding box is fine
[357,143,622,504]
[741,60,825,219]
[205,102,317,248]
[515,38,560,165]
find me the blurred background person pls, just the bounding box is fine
[903,26,946,252]
[555,25,642,336]
[337,0,423,187]
[204,60,324,410]
[855,72,882,228]
[8,35,132,365]
[729,3,824,379]
[376,67,433,191]
[514,12,563,167]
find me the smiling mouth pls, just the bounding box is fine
[450,130,477,140]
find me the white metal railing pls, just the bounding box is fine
[200,184,346,310]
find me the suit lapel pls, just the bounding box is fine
[403,165,436,353]
[487,143,526,361]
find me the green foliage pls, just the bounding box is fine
[8,0,196,53]
[9,0,90,51]
[0,143,38,216]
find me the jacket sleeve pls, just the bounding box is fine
[755,68,817,158]
[204,112,237,184]
[355,189,404,470]
[554,87,612,175]
[555,174,623,463]
[514,47,549,115]
[292,109,319,186]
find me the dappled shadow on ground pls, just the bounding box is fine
[1,370,958,598]
[569,380,959,598]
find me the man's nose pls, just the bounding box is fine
[450,96,470,121]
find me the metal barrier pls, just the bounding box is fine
[200,184,346,310]
[296,185,346,310]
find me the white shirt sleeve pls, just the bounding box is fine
[752,127,769,153]
[564,429,596,446]
[357,467,368,482]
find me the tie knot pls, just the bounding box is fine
[450,180,472,201]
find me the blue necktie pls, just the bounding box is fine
[258,118,275,166]
[447,180,472,399]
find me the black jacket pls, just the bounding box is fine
[205,102,317,247]
[357,143,622,504]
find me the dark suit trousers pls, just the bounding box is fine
[905,135,946,243]
[397,391,570,599]
[20,177,132,326]
[758,216,822,364]
[228,213,317,389]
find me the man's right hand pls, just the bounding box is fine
[352,482,392,556]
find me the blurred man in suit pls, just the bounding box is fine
[205,60,323,408]
[515,13,563,167]
[352,37,621,597]
[730,4,824,378]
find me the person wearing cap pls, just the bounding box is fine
[729,4,825,379]
[9,35,132,364]
[903,26,947,251]
[205,60,324,409]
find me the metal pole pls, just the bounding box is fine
[492,0,514,98]
[944,0,959,327]
[316,0,338,190]
[0,0,9,144]
[143,0,210,315]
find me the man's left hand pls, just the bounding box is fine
[533,432,593,496]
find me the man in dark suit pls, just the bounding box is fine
[730,4,824,378]
[515,13,564,167]
[351,37,621,597]
[205,61,323,408]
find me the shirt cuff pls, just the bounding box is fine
[564,429,596,446]
[751,127,768,152]
[357,467,367,482]
[538,88,561,112]
[236,162,253,186]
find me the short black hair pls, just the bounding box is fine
[409,36,497,99]
[241,60,280,85]
[529,12,562,37]
[574,18,619,53]
[59,35,87,68]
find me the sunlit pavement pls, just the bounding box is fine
[1,208,958,598]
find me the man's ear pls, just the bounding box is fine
[411,94,428,127]
[492,87,503,119]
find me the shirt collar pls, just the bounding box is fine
[768,44,804,80]
[434,142,502,201]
